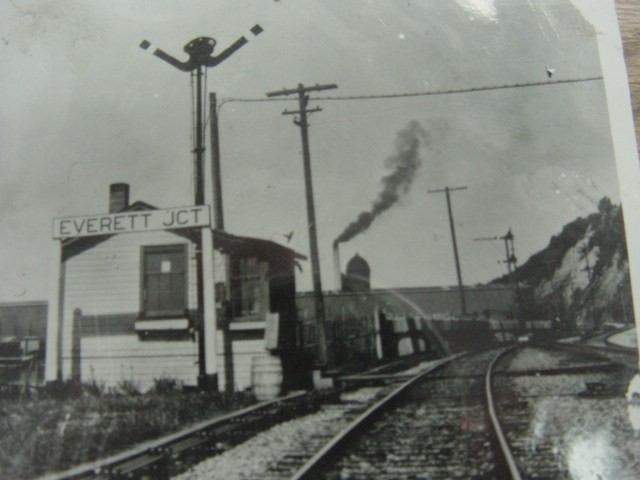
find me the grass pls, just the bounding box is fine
[0,380,255,480]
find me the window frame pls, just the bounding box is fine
[139,243,189,319]
[229,256,270,321]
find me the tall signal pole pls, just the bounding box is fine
[429,186,468,316]
[140,26,263,389]
[473,229,517,279]
[475,228,519,318]
[266,83,338,367]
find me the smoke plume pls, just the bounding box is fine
[334,120,428,246]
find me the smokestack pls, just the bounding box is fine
[333,242,341,291]
[109,183,130,213]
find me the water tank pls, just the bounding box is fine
[343,253,370,292]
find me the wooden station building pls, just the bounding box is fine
[45,184,305,392]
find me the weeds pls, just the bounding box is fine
[0,380,255,479]
[150,376,181,395]
[113,379,141,396]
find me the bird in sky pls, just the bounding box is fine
[546,65,556,78]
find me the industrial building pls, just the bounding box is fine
[297,252,530,358]
[318,252,519,318]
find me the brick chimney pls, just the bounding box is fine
[109,183,129,213]
[333,242,341,291]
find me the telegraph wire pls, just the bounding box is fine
[215,76,603,115]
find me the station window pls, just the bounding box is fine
[141,244,187,318]
[230,257,269,320]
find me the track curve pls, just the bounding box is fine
[290,348,520,479]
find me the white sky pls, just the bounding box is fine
[0,0,632,301]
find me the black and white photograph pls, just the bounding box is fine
[2,0,640,478]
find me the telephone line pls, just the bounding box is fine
[217,76,603,113]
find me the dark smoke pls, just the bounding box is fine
[334,120,428,245]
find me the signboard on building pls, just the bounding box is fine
[53,206,211,239]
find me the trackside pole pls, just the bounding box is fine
[201,226,218,383]
[202,107,219,386]
[45,240,62,381]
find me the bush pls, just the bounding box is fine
[113,379,141,396]
[40,380,84,400]
[150,376,181,395]
[0,388,256,479]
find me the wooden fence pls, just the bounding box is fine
[296,308,453,370]
[297,308,379,369]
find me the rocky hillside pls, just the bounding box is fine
[493,198,634,334]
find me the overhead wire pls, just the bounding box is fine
[214,76,603,116]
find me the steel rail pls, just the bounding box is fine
[485,347,523,480]
[552,341,638,370]
[33,353,444,480]
[290,355,460,480]
[35,391,312,480]
[603,326,637,351]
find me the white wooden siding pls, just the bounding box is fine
[216,332,268,391]
[76,334,198,390]
[60,230,199,383]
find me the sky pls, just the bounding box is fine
[0,0,633,301]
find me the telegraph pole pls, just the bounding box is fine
[209,92,224,230]
[429,186,468,316]
[266,83,337,367]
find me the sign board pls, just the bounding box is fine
[53,205,210,239]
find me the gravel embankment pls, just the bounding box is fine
[504,346,601,372]
[496,347,640,479]
[324,350,501,479]
[173,387,387,480]
[173,360,443,480]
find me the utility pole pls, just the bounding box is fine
[266,83,337,367]
[209,92,224,230]
[429,186,468,316]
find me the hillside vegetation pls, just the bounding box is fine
[494,198,634,334]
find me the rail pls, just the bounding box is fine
[35,391,313,480]
[290,356,457,479]
[292,348,525,479]
[485,347,523,480]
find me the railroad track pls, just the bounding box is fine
[38,353,436,480]
[37,391,323,480]
[173,356,455,480]
[556,336,638,370]
[265,349,518,479]
[41,343,639,480]
[272,345,634,479]
[491,344,638,478]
